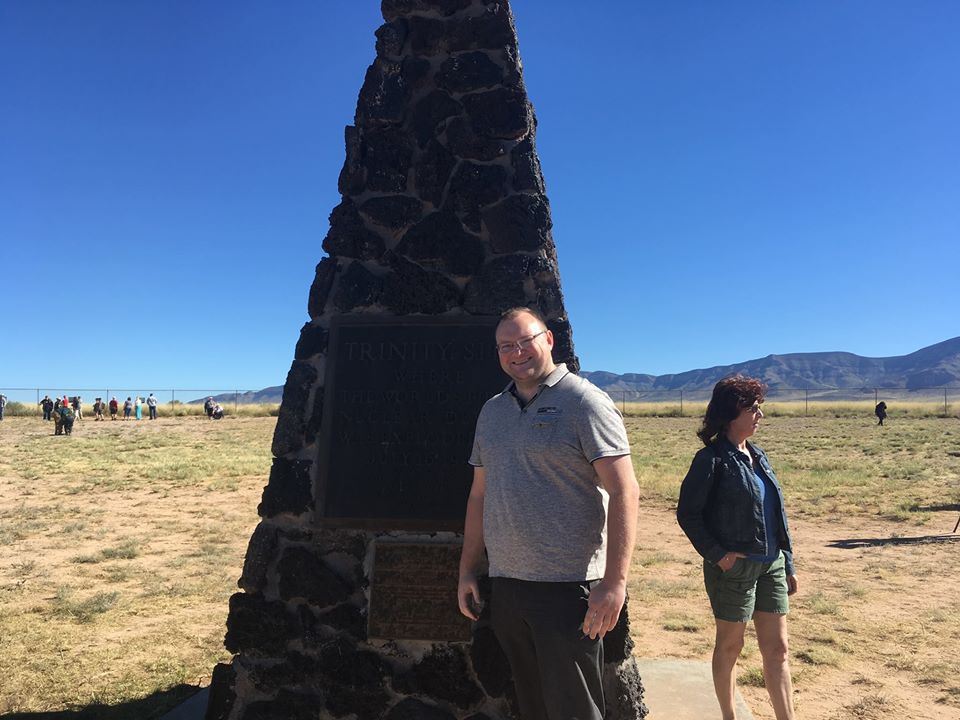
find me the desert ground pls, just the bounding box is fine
[1,412,959,719]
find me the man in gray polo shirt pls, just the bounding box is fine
[458,307,639,720]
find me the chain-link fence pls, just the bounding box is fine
[601,386,959,418]
[0,388,280,418]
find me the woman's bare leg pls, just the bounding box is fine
[713,619,746,720]
[754,611,795,720]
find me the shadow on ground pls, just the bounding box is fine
[908,502,960,512]
[0,684,199,720]
[828,534,960,549]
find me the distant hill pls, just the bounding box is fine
[197,336,960,404]
[189,387,283,405]
[581,336,960,398]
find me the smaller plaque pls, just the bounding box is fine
[368,542,471,642]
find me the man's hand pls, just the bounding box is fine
[458,573,482,621]
[582,577,626,640]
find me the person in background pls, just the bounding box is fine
[211,402,224,420]
[146,393,158,420]
[677,375,798,720]
[109,396,119,420]
[40,395,54,421]
[53,398,64,435]
[59,400,75,435]
[874,401,887,426]
[0,394,7,421]
[92,397,104,421]
[72,395,83,421]
[204,396,215,419]
[123,397,133,420]
[135,396,143,420]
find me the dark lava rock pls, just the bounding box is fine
[463,87,531,140]
[242,689,322,720]
[393,645,484,709]
[384,698,457,720]
[437,51,504,93]
[318,636,391,720]
[238,522,279,592]
[414,139,457,207]
[602,593,636,663]
[304,386,324,447]
[294,322,329,360]
[396,210,485,277]
[360,195,424,231]
[463,254,532,314]
[259,458,312,519]
[271,360,318,457]
[445,116,507,161]
[356,60,409,127]
[307,257,339,319]
[382,0,472,23]
[375,19,408,57]
[332,262,384,311]
[339,125,366,197]
[547,317,579,374]
[444,162,507,230]
[364,127,413,192]
[510,137,545,193]
[381,253,461,314]
[224,592,293,656]
[205,662,236,720]
[278,546,353,606]
[322,199,386,261]
[412,90,463,148]
[483,194,552,253]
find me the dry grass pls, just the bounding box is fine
[1,414,960,718]
[625,415,960,720]
[0,416,269,717]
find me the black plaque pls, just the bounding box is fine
[316,316,504,530]
[368,542,471,642]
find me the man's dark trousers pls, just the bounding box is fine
[491,577,604,720]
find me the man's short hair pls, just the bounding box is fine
[497,306,548,330]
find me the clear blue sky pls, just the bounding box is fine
[2,1,958,393]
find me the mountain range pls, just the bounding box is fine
[199,336,960,404]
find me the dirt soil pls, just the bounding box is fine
[630,497,960,720]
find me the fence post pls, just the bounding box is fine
[946,388,949,417]
[680,390,683,417]
[805,388,808,417]
[36,388,40,416]
[235,390,239,414]
[874,388,878,406]
[171,389,176,415]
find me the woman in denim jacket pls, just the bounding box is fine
[677,376,797,720]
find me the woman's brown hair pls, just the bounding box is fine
[697,375,768,446]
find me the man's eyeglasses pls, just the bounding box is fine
[496,330,547,355]
[746,403,763,414]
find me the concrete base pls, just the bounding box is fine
[636,658,754,720]
[162,660,753,720]
[160,687,208,720]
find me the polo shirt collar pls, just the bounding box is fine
[505,363,569,399]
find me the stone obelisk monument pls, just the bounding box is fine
[205,2,647,718]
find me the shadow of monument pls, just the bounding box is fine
[0,683,199,720]
[827,534,960,549]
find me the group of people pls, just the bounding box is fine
[457,307,798,720]
[38,395,81,435]
[203,397,225,420]
[38,393,161,431]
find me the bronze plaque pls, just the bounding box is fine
[368,542,471,642]
[316,316,503,530]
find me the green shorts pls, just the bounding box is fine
[703,551,789,623]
